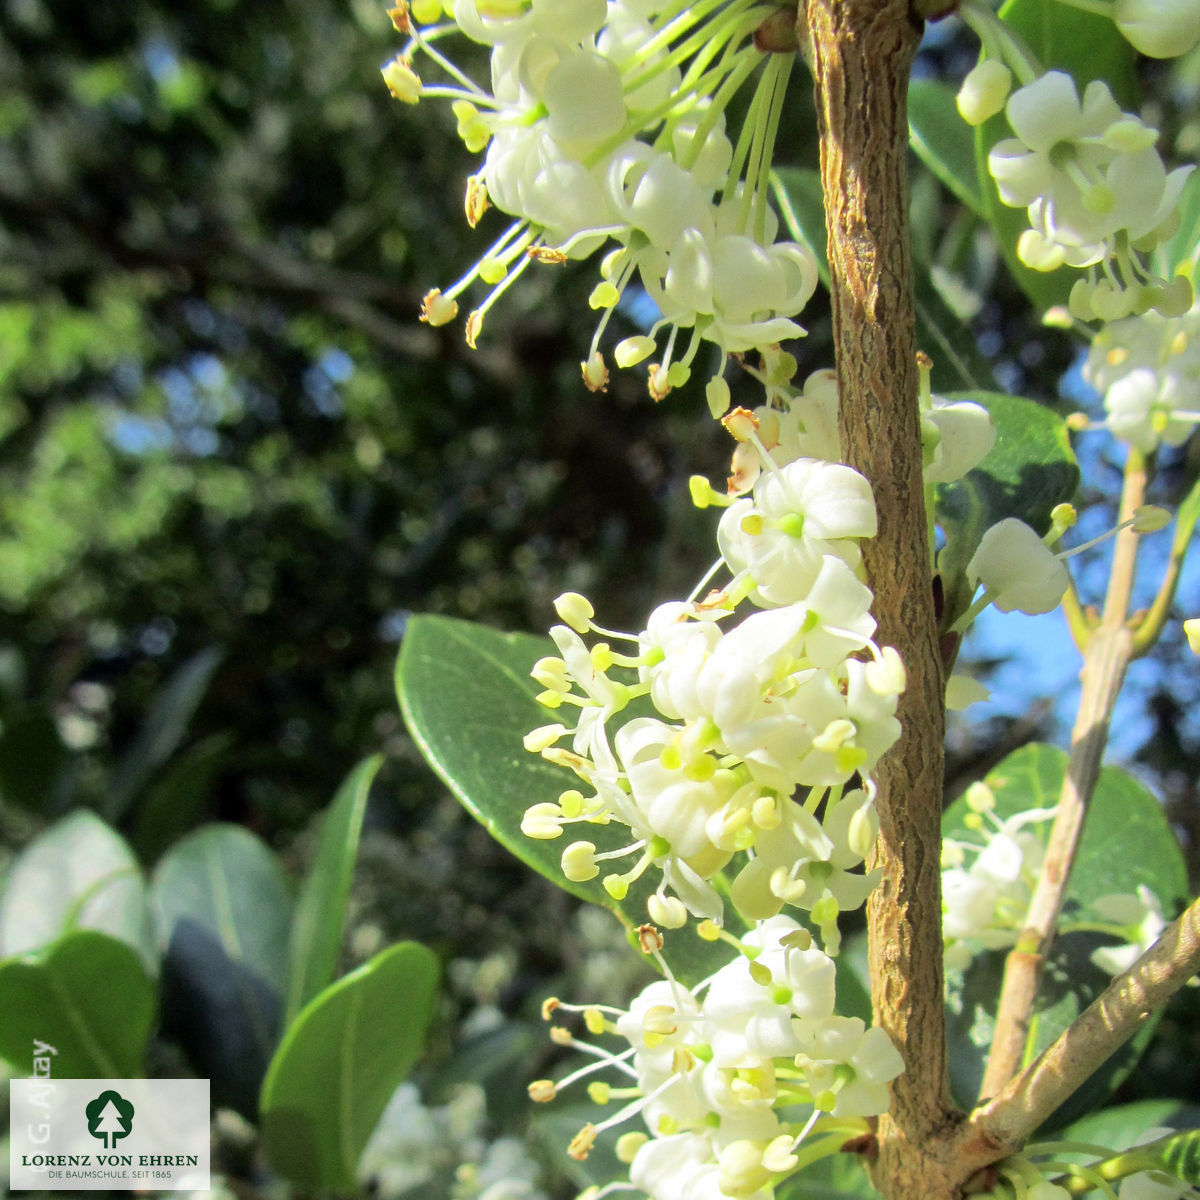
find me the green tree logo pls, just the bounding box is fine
[85,1090,135,1150]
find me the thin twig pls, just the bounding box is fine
[978,450,1147,1099]
[974,894,1200,1147]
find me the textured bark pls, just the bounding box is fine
[801,2,968,1195]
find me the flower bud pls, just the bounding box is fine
[1115,0,1200,58]
[956,59,1013,126]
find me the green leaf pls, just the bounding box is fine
[284,754,382,1025]
[131,731,236,862]
[0,809,156,972]
[259,941,439,1192]
[943,744,1188,1124]
[151,823,294,993]
[775,1153,879,1200]
[397,614,738,986]
[974,0,1137,314]
[107,646,223,821]
[934,391,1078,626]
[771,167,994,393]
[1141,1128,1200,1186]
[908,78,984,217]
[0,930,156,1077]
[1162,168,1200,279]
[0,705,69,816]
[1060,1098,1200,1152]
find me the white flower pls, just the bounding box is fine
[922,400,996,485]
[967,519,1069,615]
[794,1016,904,1117]
[988,72,1192,272]
[1089,885,1166,974]
[718,458,875,608]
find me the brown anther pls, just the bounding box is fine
[720,406,759,441]
[465,310,483,349]
[419,288,458,327]
[528,246,569,264]
[464,175,490,228]
[916,349,934,371]
[637,924,664,954]
[386,2,411,31]
[696,589,732,611]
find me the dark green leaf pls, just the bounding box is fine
[151,823,294,993]
[107,646,223,820]
[131,731,236,862]
[934,391,1078,626]
[0,930,156,1077]
[772,167,993,392]
[397,614,740,986]
[0,705,69,816]
[284,754,382,1025]
[160,919,283,1121]
[974,0,1137,313]
[0,809,156,971]
[259,941,439,1192]
[908,78,984,216]
[943,744,1188,1124]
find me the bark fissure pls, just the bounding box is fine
[800,2,968,1195]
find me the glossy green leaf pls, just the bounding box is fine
[943,744,1188,1124]
[771,167,993,393]
[908,78,984,216]
[934,391,1078,627]
[106,646,223,821]
[0,930,156,1077]
[974,0,1137,314]
[397,614,740,986]
[152,823,294,993]
[259,941,439,1192]
[0,809,156,972]
[284,754,382,1024]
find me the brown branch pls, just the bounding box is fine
[979,451,1147,1098]
[801,2,967,1194]
[974,894,1200,1148]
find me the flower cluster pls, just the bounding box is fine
[987,70,1193,321]
[382,0,817,396]
[1081,301,1200,453]
[532,916,902,1199]
[941,783,1168,977]
[520,368,912,937]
